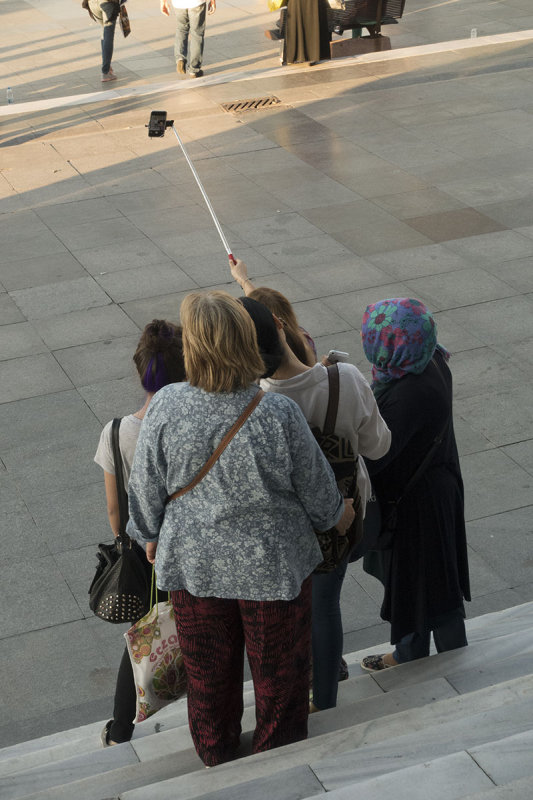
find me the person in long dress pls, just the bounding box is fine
[359,298,471,671]
[284,0,331,64]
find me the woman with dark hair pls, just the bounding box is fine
[240,296,391,711]
[231,258,316,366]
[238,296,284,377]
[359,298,470,671]
[94,319,185,746]
[127,290,355,766]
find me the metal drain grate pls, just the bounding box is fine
[221,96,282,114]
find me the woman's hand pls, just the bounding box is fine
[230,258,254,294]
[335,498,355,535]
[146,542,158,564]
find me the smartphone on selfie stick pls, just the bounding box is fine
[327,350,350,363]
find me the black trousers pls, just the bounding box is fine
[109,647,136,743]
[393,608,468,663]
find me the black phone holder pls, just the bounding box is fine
[146,110,174,138]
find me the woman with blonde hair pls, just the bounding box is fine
[127,290,355,766]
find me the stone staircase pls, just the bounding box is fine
[2,602,533,800]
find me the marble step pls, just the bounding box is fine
[132,676,455,763]
[305,751,496,800]
[462,775,533,799]
[356,624,533,696]
[316,730,533,800]
[309,701,533,792]
[3,603,533,800]
[461,602,533,645]
[119,673,533,800]
[467,728,533,788]
[127,727,533,800]
[3,600,531,773]
[12,748,203,800]
[0,670,377,779]
[191,730,533,800]
[0,673,453,799]
[10,670,532,800]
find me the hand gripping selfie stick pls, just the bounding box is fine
[147,110,236,265]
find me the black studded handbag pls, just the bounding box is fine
[89,418,151,623]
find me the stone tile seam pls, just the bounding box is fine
[1,30,533,119]
[465,750,499,788]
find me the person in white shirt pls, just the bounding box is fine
[239,285,391,713]
[94,319,185,746]
[160,0,216,77]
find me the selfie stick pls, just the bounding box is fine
[146,110,235,265]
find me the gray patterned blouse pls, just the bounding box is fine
[127,383,344,600]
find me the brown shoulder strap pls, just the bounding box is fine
[323,364,340,436]
[166,390,264,505]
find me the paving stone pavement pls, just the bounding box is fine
[1,0,533,749]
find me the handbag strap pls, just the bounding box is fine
[111,418,129,538]
[395,357,451,504]
[166,389,264,505]
[323,363,340,436]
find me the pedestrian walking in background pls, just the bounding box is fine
[86,0,121,81]
[160,0,216,78]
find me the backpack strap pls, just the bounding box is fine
[323,363,340,435]
[166,390,264,505]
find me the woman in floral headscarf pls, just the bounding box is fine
[359,298,470,671]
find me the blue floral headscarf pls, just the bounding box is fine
[361,298,449,394]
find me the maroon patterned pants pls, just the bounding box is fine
[171,577,311,767]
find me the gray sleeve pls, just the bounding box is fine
[127,409,168,543]
[286,402,344,532]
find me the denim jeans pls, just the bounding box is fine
[89,0,119,74]
[174,3,207,73]
[311,559,348,710]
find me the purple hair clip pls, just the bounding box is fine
[143,352,168,393]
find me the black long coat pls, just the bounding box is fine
[284,0,331,64]
[365,350,471,644]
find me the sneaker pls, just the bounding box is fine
[100,720,118,747]
[176,59,186,75]
[101,72,117,82]
[188,69,203,77]
[360,653,398,673]
[264,28,282,40]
